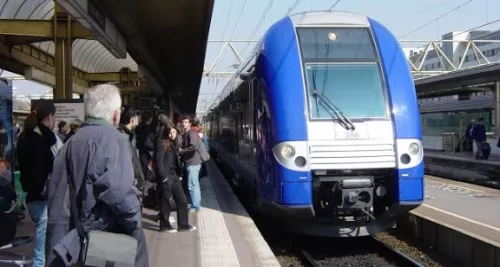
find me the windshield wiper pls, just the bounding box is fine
[311,89,356,131]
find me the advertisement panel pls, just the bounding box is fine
[0,78,13,169]
[31,99,85,132]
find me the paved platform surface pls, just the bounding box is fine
[415,175,500,245]
[0,212,34,266]
[145,160,279,267]
[425,150,500,165]
[5,160,279,267]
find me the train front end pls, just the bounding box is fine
[260,11,424,237]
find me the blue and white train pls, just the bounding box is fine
[204,11,424,237]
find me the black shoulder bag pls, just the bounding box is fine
[66,150,138,267]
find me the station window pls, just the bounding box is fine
[421,110,492,136]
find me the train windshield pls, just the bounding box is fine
[297,27,387,120]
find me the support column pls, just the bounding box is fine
[53,4,73,100]
[122,94,129,105]
[495,81,500,136]
[164,91,171,119]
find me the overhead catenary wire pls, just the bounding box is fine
[391,0,462,25]
[214,0,235,58]
[240,0,276,55]
[241,0,301,55]
[199,0,233,113]
[398,0,474,39]
[205,0,249,99]
[328,0,341,11]
[286,0,304,15]
[452,18,500,37]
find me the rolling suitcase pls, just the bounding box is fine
[482,142,491,160]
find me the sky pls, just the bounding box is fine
[197,0,500,114]
[2,0,500,112]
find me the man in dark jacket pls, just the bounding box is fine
[45,84,149,267]
[135,113,153,178]
[472,117,487,159]
[118,105,145,190]
[180,116,202,213]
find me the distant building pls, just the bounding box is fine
[409,30,500,139]
[405,29,500,76]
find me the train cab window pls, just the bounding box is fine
[305,63,387,119]
[296,28,376,61]
[296,27,387,120]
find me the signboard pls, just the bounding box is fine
[0,78,14,170]
[31,99,85,132]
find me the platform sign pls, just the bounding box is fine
[0,78,14,170]
[31,99,85,132]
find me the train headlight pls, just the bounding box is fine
[281,145,295,158]
[408,142,420,155]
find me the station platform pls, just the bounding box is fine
[421,151,500,247]
[144,160,279,267]
[402,175,500,266]
[424,150,500,185]
[425,150,500,163]
[418,175,500,244]
[4,161,280,267]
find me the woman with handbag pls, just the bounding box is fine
[154,126,196,233]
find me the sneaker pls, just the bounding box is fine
[169,216,176,223]
[159,226,177,233]
[189,208,198,213]
[178,225,197,232]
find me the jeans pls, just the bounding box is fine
[27,201,47,267]
[131,227,150,267]
[186,164,202,211]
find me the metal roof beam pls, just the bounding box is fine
[0,42,140,86]
[0,19,93,40]
[118,85,150,94]
[24,66,87,94]
[203,40,259,77]
[1,43,88,89]
[84,71,140,82]
[0,41,150,95]
[55,0,127,59]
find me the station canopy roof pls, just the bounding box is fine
[0,0,215,114]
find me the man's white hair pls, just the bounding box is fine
[84,84,122,123]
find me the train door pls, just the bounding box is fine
[234,113,239,156]
[250,77,258,166]
[237,83,252,164]
[253,76,274,203]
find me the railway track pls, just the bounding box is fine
[299,236,424,267]
[214,155,428,267]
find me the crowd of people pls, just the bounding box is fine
[15,83,209,267]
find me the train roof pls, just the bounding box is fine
[289,11,370,27]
